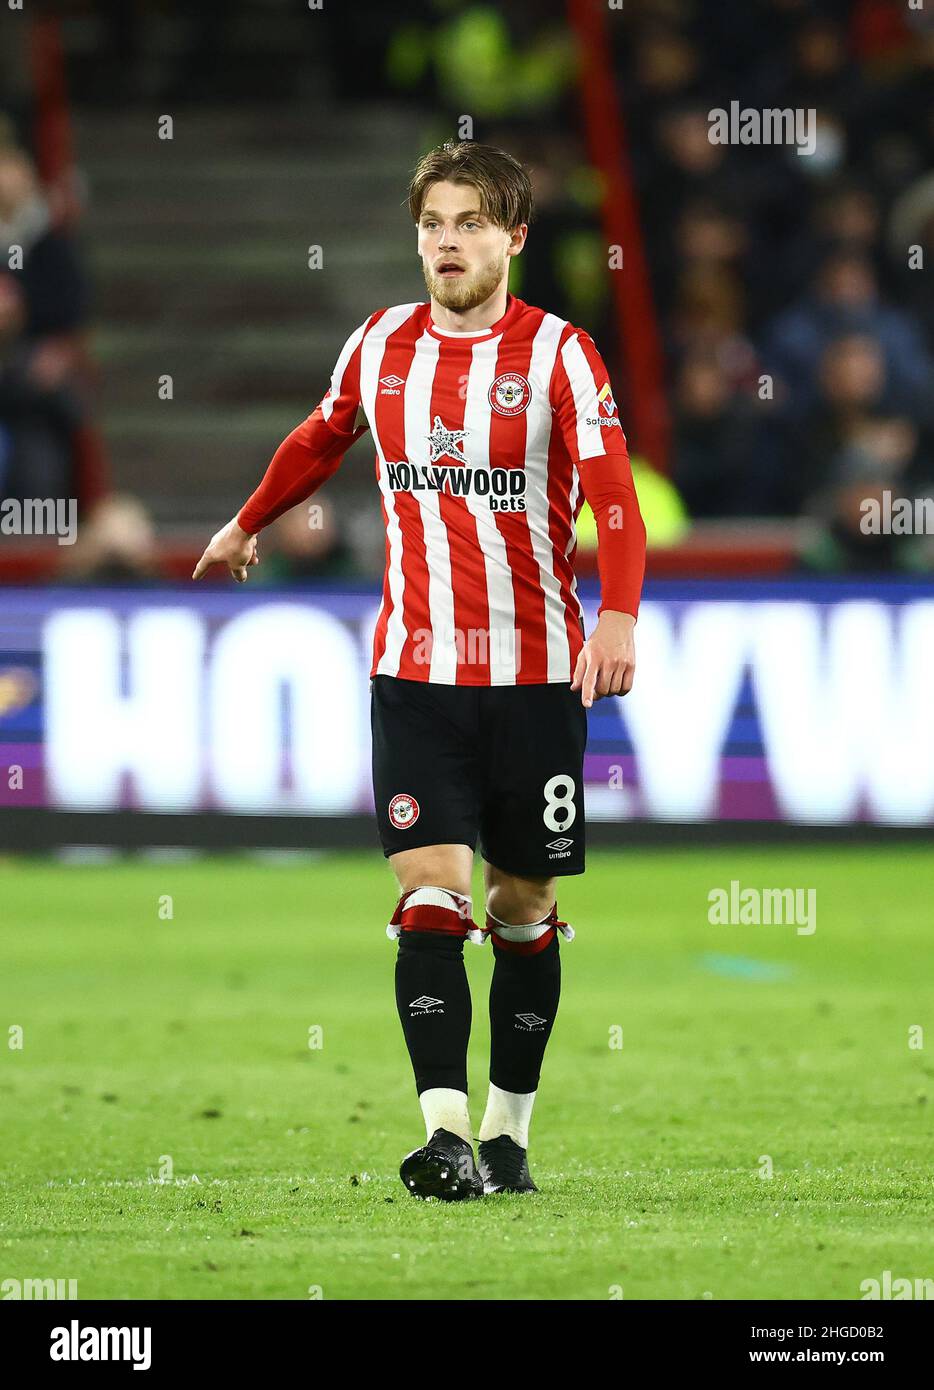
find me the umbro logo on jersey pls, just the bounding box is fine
[515,1012,547,1031]
[546,837,574,851]
[379,374,405,394]
[410,995,444,1015]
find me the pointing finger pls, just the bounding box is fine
[582,653,598,708]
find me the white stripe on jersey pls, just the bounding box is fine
[463,334,517,684]
[359,304,421,676]
[567,461,584,621]
[561,331,607,462]
[568,462,581,556]
[401,330,459,684]
[526,313,575,681]
[321,317,369,425]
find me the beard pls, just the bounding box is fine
[422,249,508,312]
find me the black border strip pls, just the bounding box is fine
[1,809,932,852]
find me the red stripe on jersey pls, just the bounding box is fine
[549,344,597,657]
[324,306,386,433]
[371,490,394,672]
[434,335,491,683]
[545,408,584,669]
[373,315,432,681]
[488,310,549,684]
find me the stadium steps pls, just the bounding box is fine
[74,103,426,526]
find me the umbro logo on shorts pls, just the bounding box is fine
[515,1012,547,1031]
[546,837,574,858]
[410,995,444,1015]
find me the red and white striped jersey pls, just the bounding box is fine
[318,295,634,686]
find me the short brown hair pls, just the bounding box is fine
[407,140,533,231]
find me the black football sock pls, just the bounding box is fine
[395,930,471,1094]
[488,930,561,1097]
[390,887,475,1142]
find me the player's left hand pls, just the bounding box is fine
[192,517,259,583]
[570,610,636,708]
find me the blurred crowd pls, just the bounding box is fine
[3,0,934,577]
[0,124,90,507]
[618,0,934,571]
[372,0,934,570]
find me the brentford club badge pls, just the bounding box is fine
[388,793,420,830]
[489,372,531,416]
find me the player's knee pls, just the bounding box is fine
[484,878,575,954]
[485,875,555,928]
[391,845,472,897]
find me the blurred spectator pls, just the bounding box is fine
[674,198,749,274]
[784,333,934,516]
[0,148,88,344]
[801,418,934,573]
[888,170,934,354]
[0,145,89,501]
[626,23,703,119]
[672,354,777,516]
[813,181,881,256]
[774,14,865,125]
[256,500,360,584]
[762,249,934,421]
[776,180,885,307]
[59,495,157,585]
[669,264,759,392]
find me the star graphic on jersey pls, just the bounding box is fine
[425,416,470,464]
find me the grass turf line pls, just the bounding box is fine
[1,846,932,1300]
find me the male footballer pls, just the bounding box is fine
[193,141,646,1200]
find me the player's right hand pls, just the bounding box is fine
[192,518,259,583]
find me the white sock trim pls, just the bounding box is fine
[406,887,471,912]
[386,886,472,939]
[478,1083,536,1149]
[486,905,575,943]
[419,1087,472,1144]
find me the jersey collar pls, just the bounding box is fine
[426,294,522,342]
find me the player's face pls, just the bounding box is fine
[417,181,524,311]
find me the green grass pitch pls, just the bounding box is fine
[2,845,932,1301]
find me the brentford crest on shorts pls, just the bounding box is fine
[315,295,630,687]
[388,793,419,829]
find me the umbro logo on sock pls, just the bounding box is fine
[409,995,445,1015]
[515,1012,547,1031]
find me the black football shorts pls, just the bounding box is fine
[370,675,587,877]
